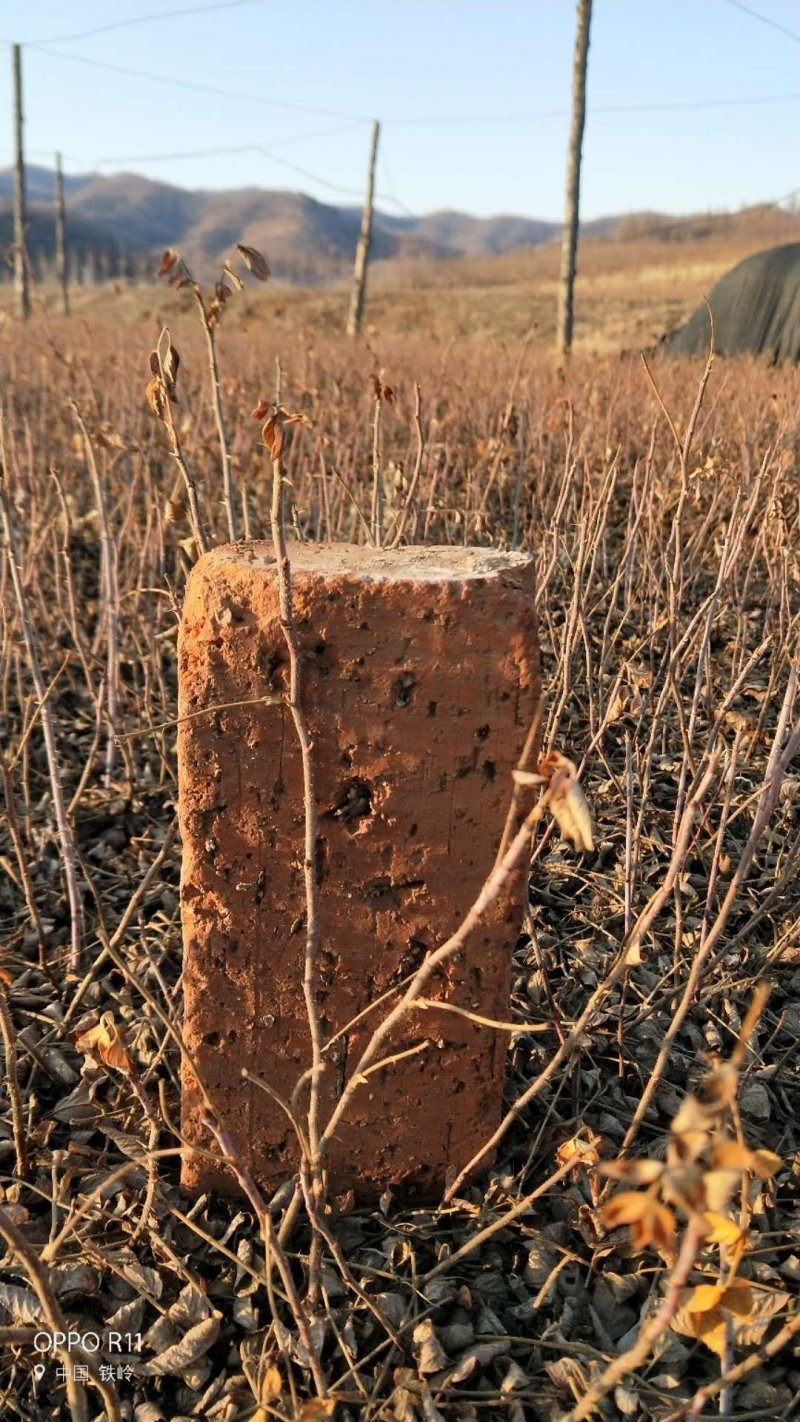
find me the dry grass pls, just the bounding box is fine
[5,200,799,353]
[0,256,799,1422]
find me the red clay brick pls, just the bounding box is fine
[179,544,540,1202]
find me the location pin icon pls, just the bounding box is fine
[33,1363,45,1381]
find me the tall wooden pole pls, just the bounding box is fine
[346,119,380,337]
[12,44,30,321]
[55,151,69,315]
[556,0,592,356]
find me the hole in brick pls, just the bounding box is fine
[389,936,429,986]
[228,1030,238,1043]
[366,878,425,906]
[474,724,490,741]
[204,1031,220,1048]
[329,779,373,829]
[394,672,416,707]
[261,649,285,689]
[409,823,418,838]
[427,700,437,718]
[483,760,497,781]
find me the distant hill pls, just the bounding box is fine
[0,164,796,285]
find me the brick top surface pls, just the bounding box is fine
[200,541,533,584]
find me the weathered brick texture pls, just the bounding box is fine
[179,544,540,1201]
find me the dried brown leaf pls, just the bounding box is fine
[145,376,166,422]
[144,1316,220,1376]
[601,1192,676,1256]
[413,1319,448,1375]
[668,1093,711,1164]
[539,753,594,852]
[157,248,179,277]
[223,262,245,290]
[600,1158,663,1186]
[74,1012,133,1074]
[237,243,271,281]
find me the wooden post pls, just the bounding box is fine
[556,0,592,356]
[346,119,380,337]
[55,152,69,315]
[12,44,30,321]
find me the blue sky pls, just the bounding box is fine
[2,0,798,220]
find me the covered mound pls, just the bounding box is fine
[663,242,800,362]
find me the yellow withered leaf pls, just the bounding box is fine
[297,1402,337,1422]
[675,1282,755,1357]
[702,1211,744,1248]
[751,1149,782,1179]
[722,1284,754,1317]
[556,1130,602,1173]
[709,1138,754,1171]
[681,1281,753,1335]
[602,1193,676,1255]
[75,1012,133,1075]
[684,1283,725,1314]
[260,1363,282,1404]
[693,1307,727,1358]
[601,1192,649,1228]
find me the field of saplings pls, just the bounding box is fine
[1,264,799,1422]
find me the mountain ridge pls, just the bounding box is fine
[0,164,789,284]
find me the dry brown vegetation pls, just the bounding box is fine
[0,244,799,1422]
[16,200,798,353]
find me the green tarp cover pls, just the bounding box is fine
[663,242,800,363]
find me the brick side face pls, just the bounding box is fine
[179,544,540,1201]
